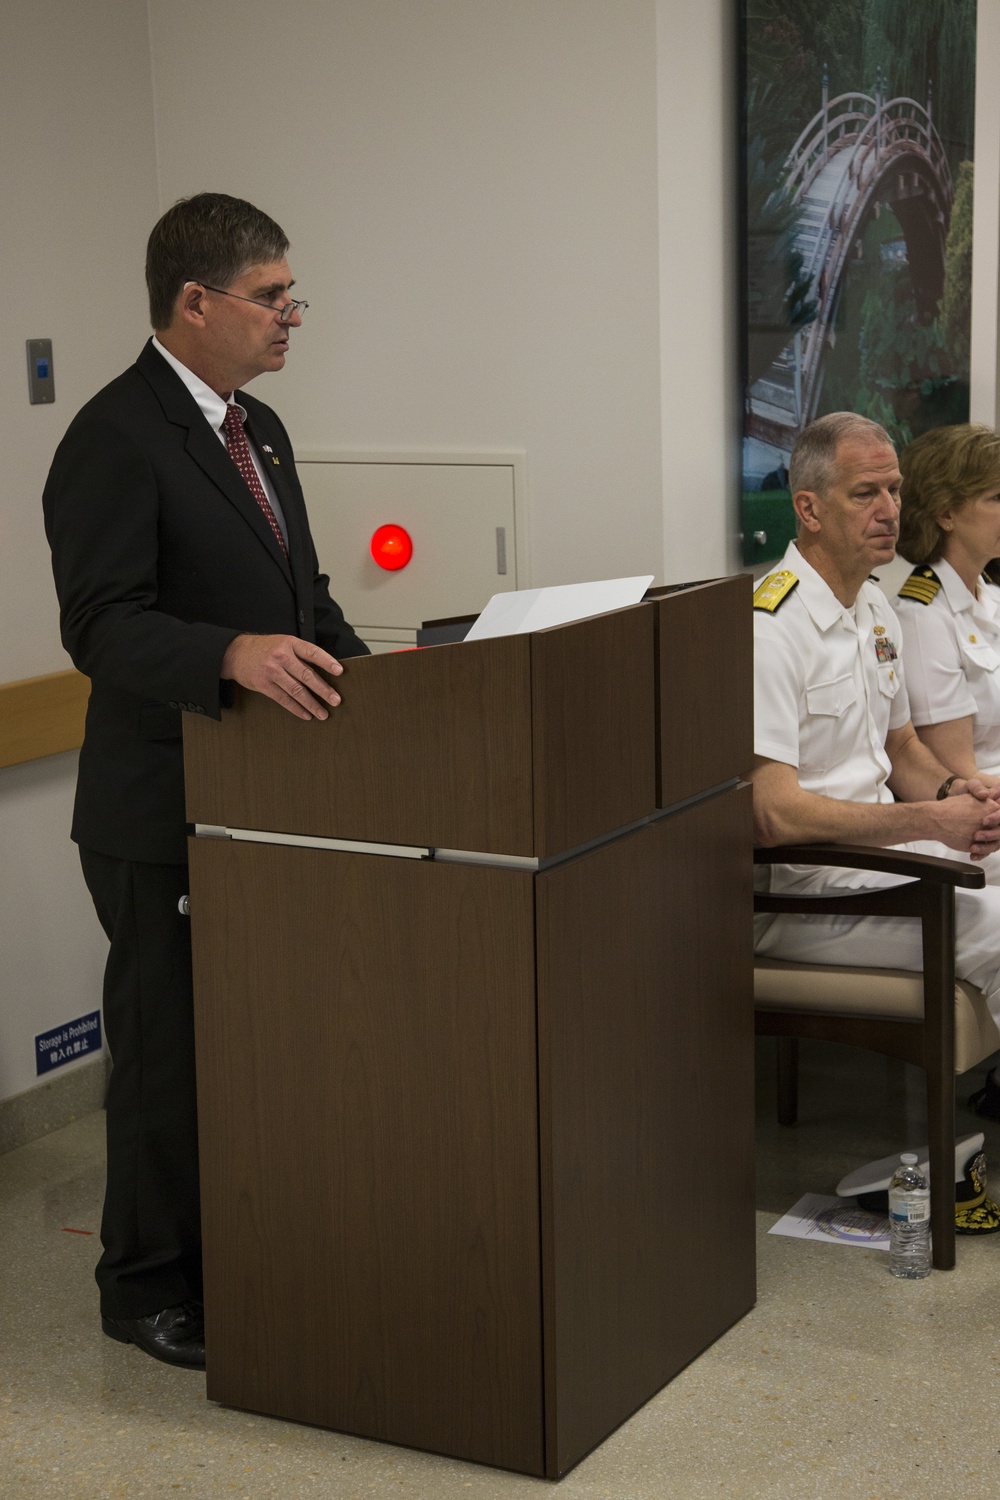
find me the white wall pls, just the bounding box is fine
[1,0,160,684]
[0,0,751,1101]
[0,755,108,1099]
[657,0,740,582]
[0,0,741,1098]
[147,0,668,589]
[0,0,160,1101]
[10,0,995,1104]
[12,0,993,1106]
[970,0,1000,427]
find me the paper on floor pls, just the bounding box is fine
[769,1192,890,1250]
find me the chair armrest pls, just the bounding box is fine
[754,843,985,889]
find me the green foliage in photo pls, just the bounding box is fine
[818,212,967,447]
[861,0,976,167]
[940,161,974,377]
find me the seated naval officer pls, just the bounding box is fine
[892,424,1000,809]
[889,423,1000,1118]
[749,411,1000,1045]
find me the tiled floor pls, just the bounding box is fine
[4,1041,1000,1499]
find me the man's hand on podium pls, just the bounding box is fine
[221,634,344,721]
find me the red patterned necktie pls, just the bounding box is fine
[222,404,288,558]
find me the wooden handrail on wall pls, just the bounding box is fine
[0,670,90,770]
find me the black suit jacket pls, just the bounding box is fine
[43,340,368,864]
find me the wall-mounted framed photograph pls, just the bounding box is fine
[739,0,976,567]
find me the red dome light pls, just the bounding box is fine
[370,523,413,571]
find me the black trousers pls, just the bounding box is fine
[79,848,202,1319]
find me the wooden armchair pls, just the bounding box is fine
[754,844,999,1270]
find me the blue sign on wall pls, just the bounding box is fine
[35,1011,102,1076]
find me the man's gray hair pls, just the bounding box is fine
[789,412,894,498]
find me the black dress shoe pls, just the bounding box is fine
[102,1300,205,1369]
[969,1071,1000,1123]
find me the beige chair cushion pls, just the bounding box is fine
[755,959,1000,1075]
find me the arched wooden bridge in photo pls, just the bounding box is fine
[747,82,954,451]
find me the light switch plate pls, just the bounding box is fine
[26,339,54,404]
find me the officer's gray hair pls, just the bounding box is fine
[789,412,894,499]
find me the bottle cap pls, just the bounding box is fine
[901,1152,918,1164]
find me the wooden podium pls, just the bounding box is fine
[183,576,755,1478]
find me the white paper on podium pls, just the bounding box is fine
[464,575,655,642]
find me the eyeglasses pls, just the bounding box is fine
[198,284,309,324]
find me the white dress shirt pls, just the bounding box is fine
[151,336,288,544]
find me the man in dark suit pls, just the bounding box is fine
[43,193,368,1370]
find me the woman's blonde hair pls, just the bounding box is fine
[898,424,1000,564]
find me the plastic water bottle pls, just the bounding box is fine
[888,1152,931,1279]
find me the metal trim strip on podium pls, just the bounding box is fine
[193,773,742,874]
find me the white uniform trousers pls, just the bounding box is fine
[911,840,1000,889]
[756,880,1000,1031]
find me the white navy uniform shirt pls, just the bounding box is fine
[754,540,913,898]
[893,557,1000,776]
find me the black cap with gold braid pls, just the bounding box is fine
[955,1149,1000,1234]
[835,1133,1000,1234]
[897,565,942,606]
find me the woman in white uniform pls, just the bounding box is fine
[894,423,1000,1117]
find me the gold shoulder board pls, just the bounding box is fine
[897,566,941,606]
[753,570,799,613]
